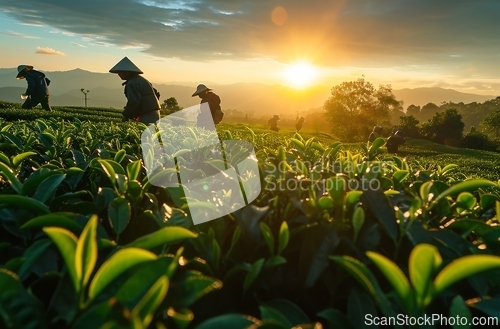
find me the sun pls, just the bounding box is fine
[282,62,318,89]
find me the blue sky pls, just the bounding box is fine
[1,0,500,94]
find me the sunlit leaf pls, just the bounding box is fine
[76,215,98,291]
[43,227,79,294]
[88,248,157,300]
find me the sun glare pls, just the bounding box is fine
[282,62,318,89]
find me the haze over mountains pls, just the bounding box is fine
[0,68,497,117]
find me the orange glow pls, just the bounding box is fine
[282,62,319,89]
[271,7,288,26]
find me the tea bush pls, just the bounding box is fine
[0,105,499,328]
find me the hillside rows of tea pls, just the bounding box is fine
[0,103,499,328]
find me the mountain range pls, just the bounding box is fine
[0,68,497,117]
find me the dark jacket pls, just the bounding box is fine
[24,70,50,98]
[200,92,221,114]
[122,75,160,119]
[386,134,405,152]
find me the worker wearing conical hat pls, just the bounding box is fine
[109,57,161,124]
[268,115,280,132]
[16,64,52,111]
[191,84,224,129]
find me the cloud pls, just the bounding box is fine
[1,0,500,77]
[36,46,66,56]
[3,30,39,39]
[70,42,87,48]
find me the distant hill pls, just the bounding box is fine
[1,67,498,117]
[393,87,496,108]
[0,87,26,103]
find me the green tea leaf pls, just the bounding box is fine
[0,195,50,215]
[88,248,157,300]
[330,255,395,318]
[433,255,500,299]
[125,226,197,250]
[352,207,365,243]
[127,160,142,181]
[33,173,66,203]
[259,304,293,328]
[43,227,79,294]
[114,149,126,163]
[0,162,23,194]
[21,213,83,232]
[431,180,497,208]
[165,270,222,308]
[76,215,98,292]
[392,170,409,186]
[196,314,261,329]
[264,256,287,267]
[456,192,476,212]
[108,196,131,239]
[449,296,471,329]
[366,251,412,313]
[1,131,23,150]
[11,151,37,169]
[132,276,169,328]
[17,239,52,280]
[243,258,265,294]
[259,222,275,255]
[327,176,346,205]
[0,268,23,293]
[409,244,442,308]
[278,221,289,255]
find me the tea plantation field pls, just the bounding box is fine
[1,102,499,328]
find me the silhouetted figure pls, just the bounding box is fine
[296,116,305,132]
[386,130,406,153]
[369,126,382,142]
[192,84,224,129]
[109,57,161,124]
[268,115,280,132]
[16,65,52,111]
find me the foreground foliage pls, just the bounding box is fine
[0,107,500,328]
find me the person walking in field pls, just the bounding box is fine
[192,84,224,129]
[16,65,52,111]
[268,115,280,132]
[296,116,305,132]
[386,130,406,153]
[368,125,382,142]
[109,57,161,124]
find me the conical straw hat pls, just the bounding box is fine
[16,65,34,79]
[192,84,212,97]
[109,57,143,74]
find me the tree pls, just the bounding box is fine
[323,78,401,141]
[421,108,464,144]
[375,85,404,124]
[461,126,498,151]
[480,109,500,140]
[420,102,440,122]
[399,115,421,138]
[406,104,421,117]
[160,97,183,115]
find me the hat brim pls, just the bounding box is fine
[109,69,143,74]
[16,65,33,79]
[192,88,211,97]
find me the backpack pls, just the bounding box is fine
[213,109,224,124]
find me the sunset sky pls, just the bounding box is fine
[1,0,500,94]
